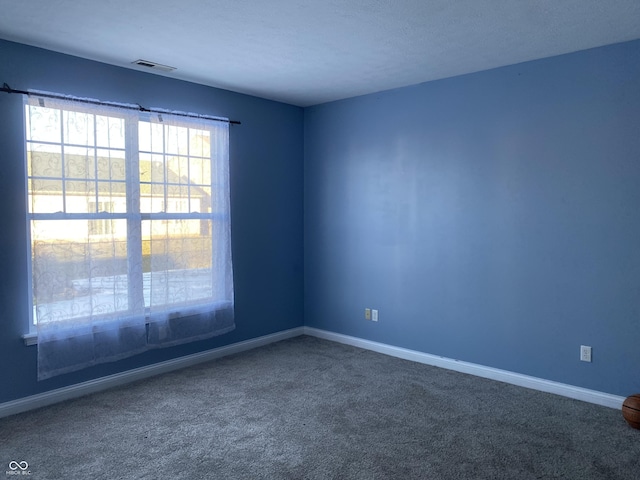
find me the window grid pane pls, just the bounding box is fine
[27,101,221,325]
[26,104,128,216]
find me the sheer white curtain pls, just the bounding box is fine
[143,112,235,347]
[26,95,234,380]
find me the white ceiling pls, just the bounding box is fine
[0,0,639,107]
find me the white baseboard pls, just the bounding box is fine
[2,325,624,419]
[303,327,625,410]
[0,327,305,419]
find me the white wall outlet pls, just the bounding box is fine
[580,345,592,362]
[372,309,378,322]
[365,308,371,321]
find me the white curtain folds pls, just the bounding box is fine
[143,112,235,347]
[26,95,234,380]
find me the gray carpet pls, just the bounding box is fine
[0,335,638,479]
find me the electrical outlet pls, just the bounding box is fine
[365,308,371,321]
[580,345,592,362]
[372,309,378,322]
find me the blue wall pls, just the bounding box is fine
[0,40,304,403]
[304,40,640,397]
[2,37,639,405]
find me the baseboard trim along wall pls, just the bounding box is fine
[303,327,625,410]
[0,327,305,419]
[1,325,624,418]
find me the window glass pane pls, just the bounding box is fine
[63,110,95,146]
[98,180,126,196]
[167,155,189,184]
[165,125,189,155]
[65,180,96,213]
[140,196,165,213]
[189,188,208,213]
[149,154,165,184]
[64,147,96,179]
[96,115,125,149]
[139,153,152,183]
[29,189,64,214]
[166,186,189,212]
[142,219,213,308]
[138,120,151,152]
[189,129,210,158]
[88,199,109,214]
[150,122,164,152]
[27,145,62,178]
[31,219,129,324]
[189,157,210,185]
[94,182,127,211]
[26,105,61,143]
[151,183,166,199]
[96,150,126,181]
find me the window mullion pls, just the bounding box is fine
[60,108,67,213]
[125,117,144,315]
[93,113,99,209]
[25,99,36,328]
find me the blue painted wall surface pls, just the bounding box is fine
[304,40,640,397]
[0,40,304,403]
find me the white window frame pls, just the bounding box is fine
[23,97,226,340]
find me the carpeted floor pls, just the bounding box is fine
[0,335,638,479]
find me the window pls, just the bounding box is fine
[25,94,235,380]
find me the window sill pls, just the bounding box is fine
[23,333,38,346]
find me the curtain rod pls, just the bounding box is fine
[0,83,241,125]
